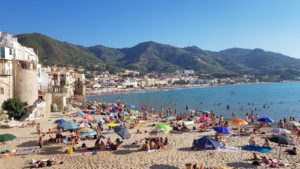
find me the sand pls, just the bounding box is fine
[1,112,300,169]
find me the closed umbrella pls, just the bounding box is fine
[257,117,274,123]
[213,127,232,134]
[114,126,131,139]
[0,133,16,142]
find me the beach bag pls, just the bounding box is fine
[67,147,73,154]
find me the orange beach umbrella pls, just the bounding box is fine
[231,119,248,126]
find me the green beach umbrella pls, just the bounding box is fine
[156,124,173,132]
[125,116,137,121]
[0,133,16,142]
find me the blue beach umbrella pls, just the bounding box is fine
[257,117,274,123]
[213,127,232,134]
[127,104,136,109]
[54,119,65,124]
[163,115,172,119]
[58,122,79,131]
[114,126,131,139]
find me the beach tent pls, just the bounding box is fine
[193,136,221,150]
[0,133,16,142]
[213,127,232,134]
[114,126,131,139]
[257,117,274,123]
[54,119,65,124]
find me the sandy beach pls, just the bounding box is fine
[1,110,300,169]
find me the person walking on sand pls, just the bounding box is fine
[38,134,45,149]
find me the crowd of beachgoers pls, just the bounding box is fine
[1,100,300,169]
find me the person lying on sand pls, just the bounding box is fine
[30,159,63,168]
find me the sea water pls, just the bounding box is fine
[87,82,300,122]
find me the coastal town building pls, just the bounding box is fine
[0,32,40,108]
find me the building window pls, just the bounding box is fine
[9,49,12,55]
[0,47,5,58]
[0,87,4,95]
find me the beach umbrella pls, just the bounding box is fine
[79,128,97,137]
[269,135,294,159]
[125,116,137,121]
[54,119,65,124]
[77,111,85,116]
[118,103,125,109]
[127,104,136,109]
[150,129,165,135]
[287,121,300,127]
[58,122,79,131]
[213,127,232,134]
[257,117,274,123]
[79,122,90,128]
[0,133,16,142]
[114,126,131,139]
[272,128,291,134]
[199,116,211,122]
[107,122,117,127]
[84,116,94,122]
[231,119,248,126]
[163,115,172,119]
[120,111,128,115]
[156,124,173,132]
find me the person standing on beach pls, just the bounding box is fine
[37,123,41,135]
[38,134,45,149]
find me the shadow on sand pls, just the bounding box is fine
[177,147,192,152]
[122,144,140,149]
[227,162,256,169]
[17,141,37,147]
[150,164,179,169]
[40,146,64,155]
[112,149,138,155]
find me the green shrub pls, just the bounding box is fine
[2,98,28,120]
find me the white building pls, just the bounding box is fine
[0,32,40,107]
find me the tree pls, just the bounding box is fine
[2,98,28,120]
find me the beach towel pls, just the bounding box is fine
[216,147,238,153]
[242,145,272,153]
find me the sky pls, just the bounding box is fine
[1,0,300,58]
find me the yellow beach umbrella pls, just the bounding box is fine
[107,122,117,127]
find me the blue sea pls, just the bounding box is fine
[87,82,300,122]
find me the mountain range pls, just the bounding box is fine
[16,33,300,78]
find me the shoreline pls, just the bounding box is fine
[85,81,266,97]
